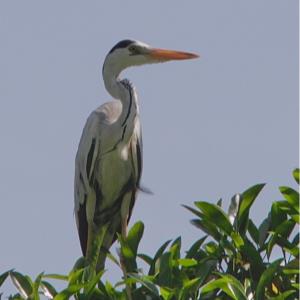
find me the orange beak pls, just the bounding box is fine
[148,48,199,61]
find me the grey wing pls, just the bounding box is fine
[74,116,100,255]
[74,101,122,255]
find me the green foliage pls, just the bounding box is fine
[1,169,299,299]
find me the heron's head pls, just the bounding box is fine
[103,39,199,77]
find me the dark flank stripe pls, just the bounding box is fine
[78,196,88,256]
[127,189,137,225]
[121,125,127,141]
[121,81,133,126]
[79,172,84,184]
[94,179,102,210]
[136,139,142,183]
[86,138,96,179]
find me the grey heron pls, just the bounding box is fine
[74,39,198,272]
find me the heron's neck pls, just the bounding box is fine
[102,58,127,98]
[102,65,139,128]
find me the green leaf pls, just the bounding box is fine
[10,271,33,299]
[202,274,247,300]
[271,201,287,230]
[220,238,236,256]
[177,258,198,267]
[291,232,299,247]
[248,219,259,245]
[160,286,174,300]
[40,281,57,299]
[170,236,182,260]
[170,246,181,266]
[274,200,293,213]
[231,232,244,248]
[221,274,248,299]
[256,259,282,300]
[119,236,136,272]
[128,274,159,296]
[179,277,202,300]
[149,240,171,275]
[291,214,300,223]
[196,259,217,287]
[87,288,104,299]
[277,238,299,257]
[186,236,207,259]
[238,183,265,235]
[96,280,110,298]
[158,252,173,287]
[258,214,271,247]
[137,253,153,266]
[68,268,84,285]
[182,204,205,219]
[127,221,144,256]
[268,290,296,300]
[104,281,117,297]
[279,186,299,213]
[240,239,265,282]
[293,168,299,184]
[0,270,10,288]
[291,282,299,290]
[32,272,43,300]
[43,274,69,281]
[195,202,233,235]
[283,258,299,275]
[53,283,84,300]
[84,270,105,298]
[191,219,222,241]
[72,257,86,271]
[267,219,296,257]
[274,218,296,238]
[118,223,144,274]
[205,241,219,255]
[171,236,181,248]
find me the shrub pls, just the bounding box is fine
[1,169,299,299]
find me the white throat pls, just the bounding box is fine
[102,61,124,99]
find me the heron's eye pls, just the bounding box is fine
[129,46,139,55]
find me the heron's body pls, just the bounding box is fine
[74,39,198,271]
[75,78,141,268]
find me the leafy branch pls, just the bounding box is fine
[1,169,299,300]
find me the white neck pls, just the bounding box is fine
[102,60,139,132]
[102,68,119,99]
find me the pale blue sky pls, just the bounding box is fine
[0,0,298,295]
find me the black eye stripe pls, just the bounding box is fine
[108,39,135,54]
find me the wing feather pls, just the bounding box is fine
[77,197,88,255]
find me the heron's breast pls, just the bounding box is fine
[99,143,133,206]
